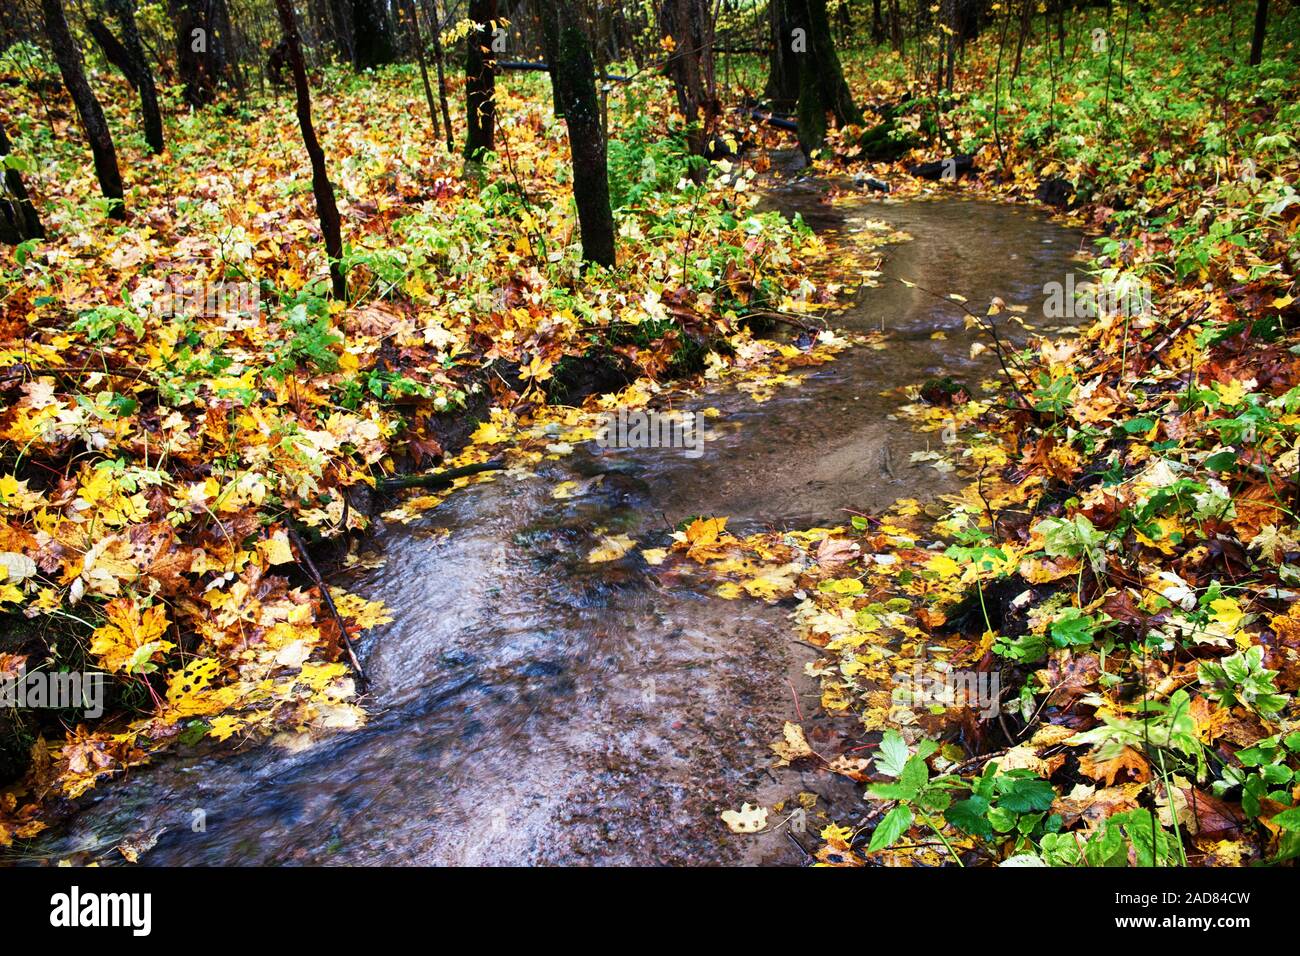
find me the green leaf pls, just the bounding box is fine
[1271,806,1300,832]
[899,754,931,794]
[1050,608,1100,647]
[868,780,918,801]
[1204,450,1238,472]
[867,804,914,853]
[996,774,1056,813]
[876,729,909,777]
[946,796,993,839]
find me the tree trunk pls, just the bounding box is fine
[274,0,347,299]
[403,0,440,139]
[764,0,799,110]
[0,122,45,243]
[328,0,356,62]
[871,0,884,42]
[40,0,126,218]
[794,0,861,156]
[536,0,615,267]
[1248,0,1268,65]
[659,0,717,175]
[353,0,396,69]
[97,0,164,154]
[169,0,231,107]
[86,18,137,87]
[464,0,497,160]
[428,0,454,151]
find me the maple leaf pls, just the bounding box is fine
[720,803,768,833]
[1078,746,1151,787]
[771,721,815,765]
[586,534,636,563]
[166,658,223,716]
[89,599,174,675]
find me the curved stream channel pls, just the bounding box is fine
[33,187,1084,866]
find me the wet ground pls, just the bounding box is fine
[28,185,1085,866]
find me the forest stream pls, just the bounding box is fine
[28,186,1085,866]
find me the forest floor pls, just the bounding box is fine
[3,4,1300,866]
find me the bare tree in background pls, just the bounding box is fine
[88,0,164,154]
[1249,0,1269,65]
[274,0,347,299]
[428,0,454,152]
[0,122,44,243]
[765,0,799,109]
[659,0,718,175]
[464,0,497,160]
[40,0,126,218]
[402,0,440,140]
[353,0,396,69]
[788,0,862,155]
[170,0,234,107]
[535,0,615,267]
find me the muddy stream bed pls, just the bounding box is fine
[30,185,1084,866]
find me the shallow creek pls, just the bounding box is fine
[32,186,1084,866]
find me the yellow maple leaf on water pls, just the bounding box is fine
[551,480,579,500]
[208,715,249,742]
[771,721,815,765]
[721,803,768,833]
[587,534,635,563]
[89,599,173,675]
[679,516,734,562]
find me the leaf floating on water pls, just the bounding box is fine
[551,481,580,500]
[771,722,815,766]
[721,803,768,834]
[587,535,636,563]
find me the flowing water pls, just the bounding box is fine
[29,185,1085,866]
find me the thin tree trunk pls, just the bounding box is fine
[536,0,615,267]
[1010,0,1032,81]
[403,0,440,139]
[41,0,126,218]
[1248,0,1268,65]
[215,0,247,99]
[765,0,799,109]
[104,0,164,154]
[464,0,497,160]
[329,0,356,62]
[274,0,347,299]
[169,0,230,107]
[0,121,45,243]
[660,0,717,174]
[428,0,454,151]
[353,0,396,69]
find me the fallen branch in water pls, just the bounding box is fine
[376,458,506,492]
[286,525,365,682]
